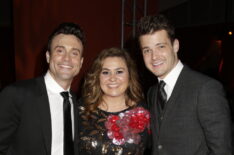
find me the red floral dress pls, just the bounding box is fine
[77,103,150,155]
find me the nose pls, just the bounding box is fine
[152,50,159,60]
[109,73,117,82]
[63,52,71,61]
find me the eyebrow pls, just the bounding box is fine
[155,42,167,46]
[101,67,126,70]
[141,42,167,50]
[54,45,65,50]
[54,45,81,53]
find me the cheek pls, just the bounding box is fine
[100,80,107,92]
[72,58,80,64]
[120,75,129,85]
[99,76,107,85]
[125,79,129,86]
[51,55,62,65]
[166,51,175,62]
[142,56,148,64]
[144,55,151,63]
[72,58,82,67]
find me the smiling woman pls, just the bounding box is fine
[99,56,129,111]
[77,47,150,155]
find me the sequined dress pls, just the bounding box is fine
[77,103,150,155]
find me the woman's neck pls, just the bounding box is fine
[99,96,129,112]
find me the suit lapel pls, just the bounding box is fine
[160,67,187,128]
[35,77,52,154]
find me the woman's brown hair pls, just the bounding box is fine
[82,47,144,116]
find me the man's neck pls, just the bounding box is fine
[48,71,71,90]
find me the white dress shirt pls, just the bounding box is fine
[158,60,184,100]
[44,71,74,155]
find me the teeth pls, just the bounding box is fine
[108,84,118,88]
[152,61,163,66]
[60,65,72,69]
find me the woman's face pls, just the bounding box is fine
[99,57,129,99]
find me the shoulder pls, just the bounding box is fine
[77,98,86,112]
[70,91,78,100]
[146,84,157,105]
[147,85,157,95]
[181,65,222,87]
[0,77,44,110]
[0,77,43,94]
[77,98,84,106]
[136,101,149,109]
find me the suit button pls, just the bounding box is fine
[158,145,163,149]
[160,116,163,120]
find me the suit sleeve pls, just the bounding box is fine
[197,79,232,155]
[0,86,21,154]
[146,86,157,152]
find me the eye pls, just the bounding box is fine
[101,71,110,75]
[71,51,79,56]
[116,70,124,74]
[142,49,151,54]
[54,47,66,55]
[56,49,64,53]
[159,45,165,48]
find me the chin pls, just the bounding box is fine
[58,75,74,81]
[105,93,124,98]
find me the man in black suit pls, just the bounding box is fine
[0,22,85,155]
[137,14,232,155]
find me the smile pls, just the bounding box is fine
[107,84,119,88]
[59,64,72,69]
[152,61,163,66]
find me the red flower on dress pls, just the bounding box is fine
[105,107,150,145]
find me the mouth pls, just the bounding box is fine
[59,64,73,69]
[152,61,163,67]
[107,84,119,88]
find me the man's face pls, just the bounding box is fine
[46,34,83,87]
[139,30,179,79]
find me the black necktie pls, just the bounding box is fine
[157,81,167,110]
[60,91,74,155]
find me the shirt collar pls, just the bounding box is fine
[158,60,183,90]
[44,71,70,94]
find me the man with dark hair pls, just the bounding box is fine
[137,14,232,155]
[0,22,85,155]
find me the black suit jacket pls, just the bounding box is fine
[0,77,79,155]
[148,66,232,155]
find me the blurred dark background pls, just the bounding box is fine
[0,0,234,117]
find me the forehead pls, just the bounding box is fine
[102,57,127,68]
[139,30,171,45]
[51,34,83,51]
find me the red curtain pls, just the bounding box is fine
[13,0,121,91]
[13,0,158,92]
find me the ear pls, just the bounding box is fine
[173,39,179,53]
[46,51,50,63]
